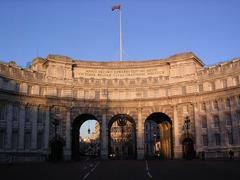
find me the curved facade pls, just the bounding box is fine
[0,52,240,160]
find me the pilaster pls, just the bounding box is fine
[18,104,25,150]
[31,106,38,150]
[44,107,50,150]
[173,105,182,158]
[6,103,13,149]
[137,107,144,160]
[101,108,108,160]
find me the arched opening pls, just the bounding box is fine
[144,112,173,159]
[72,114,100,160]
[79,120,100,157]
[182,138,195,160]
[49,138,64,161]
[108,114,137,159]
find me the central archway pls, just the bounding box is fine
[72,114,100,160]
[108,114,137,159]
[144,112,173,159]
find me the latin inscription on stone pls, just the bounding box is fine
[75,67,169,79]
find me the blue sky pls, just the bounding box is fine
[0,0,240,67]
[80,120,98,139]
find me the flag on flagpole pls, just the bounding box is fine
[112,4,121,11]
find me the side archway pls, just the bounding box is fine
[144,112,173,159]
[72,114,100,160]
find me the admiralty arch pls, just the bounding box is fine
[0,52,240,161]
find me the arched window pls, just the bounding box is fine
[225,113,232,126]
[201,102,206,111]
[213,115,220,128]
[226,98,231,108]
[201,116,207,128]
[213,100,218,110]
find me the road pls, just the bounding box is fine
[1,159,240,180]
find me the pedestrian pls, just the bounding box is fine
[201,151,205,160]
[7,155,13,166]
[229,150,234,160]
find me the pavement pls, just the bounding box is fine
[1,159,240,180]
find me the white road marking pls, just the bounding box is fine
[145,160,153,179]
[82,161,100,180]
[83,172,90,180]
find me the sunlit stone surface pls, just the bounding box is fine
[0,52,240,161]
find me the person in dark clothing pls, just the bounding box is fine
[229,150,234,160]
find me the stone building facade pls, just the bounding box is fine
[0,52,240,161]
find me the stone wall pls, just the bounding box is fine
[0,52,240,160]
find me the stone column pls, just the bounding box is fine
[31,106,38,150]
[173,105,182,159]
[6,103,13,149]
[137,107,144,160]
[44,107,50,151]
[230,97,238,146]
[206,102,214,147]
[193,103,202,152]
[64,109,71,160]
[101,109,108,160]
[18,104,25,150]
[219,105,227,147]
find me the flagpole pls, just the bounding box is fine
[119,7,123,61]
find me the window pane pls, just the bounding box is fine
[215,134,221,145]
[202,135,208,146]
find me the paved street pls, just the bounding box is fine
[1,159,240,180]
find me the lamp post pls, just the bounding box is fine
[153,131,157,156]
[117,114,127,159]
[52,118,59,139]
[183,116,190,138]
[183,116,192,159]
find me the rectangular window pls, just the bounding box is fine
[201,103,206,111]
[0,104,5,120]
[27,85,32,94]
[12,130,18,149]
[37,109,45,124]
[213,116,220,128]
[233,76,239,86]
[39,87,44,96]
[0,130,5,149]
[199,84,203,92]
[73,90,78,98]
[25,107,31,122]
[222,79,227,88]
[226,98,231,108]
[202,117,207,128]
[202,135,208,146]
[226,113,232,126]
[213,101,218,110]
[12,105,19,121]
[228,132,233,145]
[15,83,20,92]
[37,132,44,149]
[95,90,100,100]
[24,132,31,150]
[57,88,61,97]
[165,88,171,97]
[143,90,148,98]
[215,134,221,146]
[182,86,186,95]
[211,82,215,91]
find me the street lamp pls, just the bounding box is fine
[183,116,190,138]
[52,118,60,139]
[183,116,192,160]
